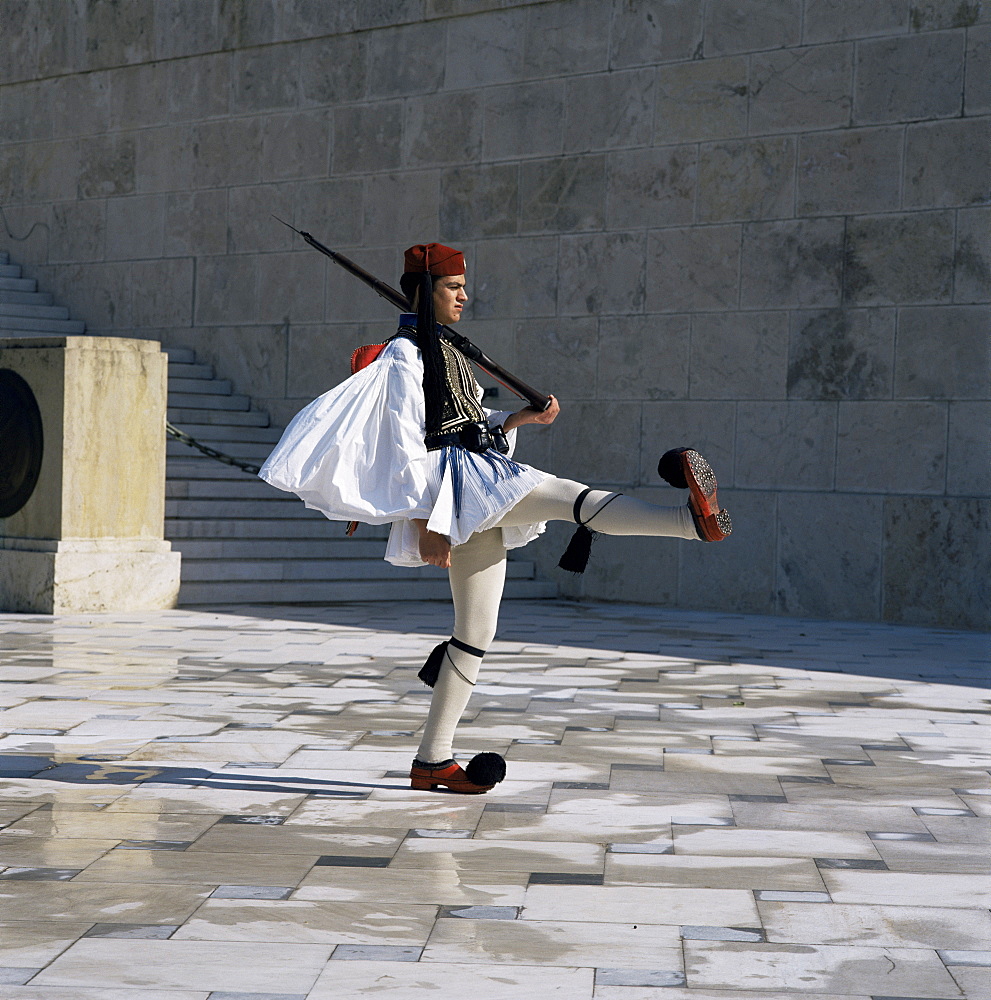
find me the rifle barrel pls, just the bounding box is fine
[282,222,552,411]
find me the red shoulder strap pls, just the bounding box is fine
[350,342,387,374]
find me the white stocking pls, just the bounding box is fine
[497,477,697,539]
[416,528,507,763]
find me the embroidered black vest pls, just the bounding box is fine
[395,324,487,450]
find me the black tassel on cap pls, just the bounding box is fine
[557,524,596,574]
[417,641,447,688]
[399,270,447,441]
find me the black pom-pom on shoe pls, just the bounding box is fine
[465,752,506,786]
[657,447,690,489]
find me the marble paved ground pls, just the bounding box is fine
[0,600,988,1000]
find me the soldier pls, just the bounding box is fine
[260,242,730,794]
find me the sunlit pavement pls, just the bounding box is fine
[0,600,988,1000]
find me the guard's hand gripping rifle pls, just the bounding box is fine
[274,218,552,411]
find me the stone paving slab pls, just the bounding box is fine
[0,600,987,998]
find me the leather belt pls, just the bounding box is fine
[426,420,510,455]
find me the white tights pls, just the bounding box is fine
[415,477,697,763]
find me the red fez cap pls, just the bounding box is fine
[403,243,465,276]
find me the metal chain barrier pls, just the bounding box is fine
[165,420,261,475]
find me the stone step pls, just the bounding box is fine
[168,392,251,410]
[0,275,41,291]
[166,443,267,465]
[178,577,557,606]
[168,361,215,380]
[165,445,267,472]
[165,459,269,481]
[173,537,389,559]
[166,517,380,539]
[0,278,38,294]
[179,556,538,583]
[165,498,321,518]
[164,347,196,364]
[0,301,69,320]
[0,289,53,306]
[167,477,293,499]
[0,264,21,278]
[168,376,233,394]
[166,423,284,445]
[167,407,270,428]
[0,314,85,333]
[0,251,8,265]
[178,558,440,584]
[167,436,267,457]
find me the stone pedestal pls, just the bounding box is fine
[0,336,181,613]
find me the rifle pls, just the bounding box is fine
[274,218,552,411]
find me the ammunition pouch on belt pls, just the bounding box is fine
[426,420,510,455]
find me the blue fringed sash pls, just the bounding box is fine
[439,445,525,518]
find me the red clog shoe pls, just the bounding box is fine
[660,447,732,542]
[410,753,506,794]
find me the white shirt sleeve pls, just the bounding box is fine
[483,407,515,427]
[259,339,438,524]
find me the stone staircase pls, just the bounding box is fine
[0,252,86,336]
[0,250,556,606]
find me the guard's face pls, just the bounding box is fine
[432,274,468,325]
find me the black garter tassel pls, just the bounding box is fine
[417,641,447,688]
[557,489,623,574]
[557,524,597,574]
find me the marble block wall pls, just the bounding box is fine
[1,0,988,628]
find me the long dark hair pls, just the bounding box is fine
[400,271,447,437]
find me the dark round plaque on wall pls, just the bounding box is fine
[0,368,45,519]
